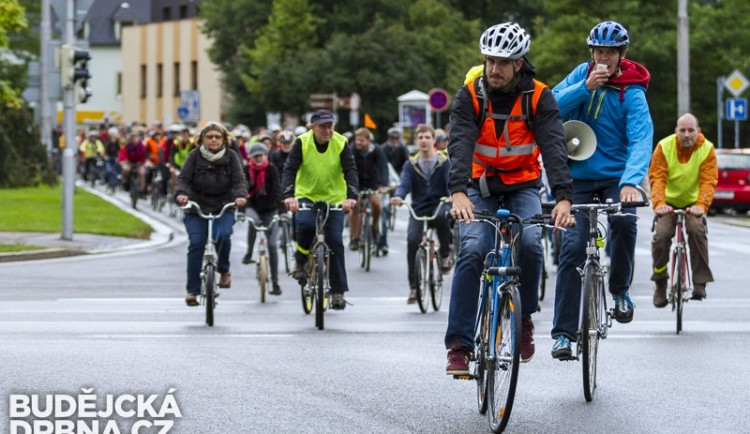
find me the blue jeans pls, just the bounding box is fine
[183,212,236,294]
[551,179,638,341]
[406,203,452,287]
[445,187,542,349]
[294,201,349,293]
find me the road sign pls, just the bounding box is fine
[725,98,748,121]
[177,106,189,121]
[179,90,201,123]
[310,93,335,100]
[428,88,451,112]
[310,101,333,109]
[724,70,749,97]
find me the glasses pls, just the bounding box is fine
[204,134,223,141]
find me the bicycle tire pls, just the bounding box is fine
[129,178,139,209]
[301,279,313,315]
[539,228,548,303]
[281,221,292,274]
[488,285,521,433]
[204,264,215,327]
[415,249,430,313]
[389,204,397,230]
[431,252,443,312]
[258,253,268,303]
[581,263,600,402]
[475,282,491,415]
[314,246,326,330]
[360,213,371,271]
[675,251,685,334]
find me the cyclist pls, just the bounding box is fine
[349,128,389,253]
[390,123,452,304]
[649,113,717,305]
[144,130,169,197]
[243,143,283,296]
[103,127,123,188]
[434,129,449,158]
[270,130,295,173]
[445,22,573,374]
[167,125,194,194]
[78,130,105,183]
[282,109,358,310]
[175,122,248,306]
[117,132,147,194]
[550,20,653,360]
[378,127,410,255]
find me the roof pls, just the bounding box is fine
[86,0,151,46]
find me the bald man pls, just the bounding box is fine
[648,113,718,306]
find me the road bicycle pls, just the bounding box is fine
[149,166,168,212]
[298,201,342,330]
[654,209,695,334]
[400,199,449,313]
[357,189,380,272]
[278,211,295,274]
[568,187,648,402]
[238,213,280,303]
[181,201,236,327]
[453,208,533,434]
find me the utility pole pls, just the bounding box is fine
[41,0,53,155]
[61,0,75,240]
[677,0,690,115]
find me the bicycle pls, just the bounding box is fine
[149,166,167,212]
[453,208,536,434]
[567,188,648,402]
[278,211,296,274]
[400,199,449,313]
[357,189,380,272]
[298,201,342,330]
[653,209,694,334]
[238,213,281,303]
[180,201,236,327]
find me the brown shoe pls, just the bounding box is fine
[653,279,668,308]
[407,287,418,304]
[292,261,307,282]
[446,343,471,375]
[185,293,199,307]
[218,272,232,288]
[691,283,706,300]
[521,315,535,363]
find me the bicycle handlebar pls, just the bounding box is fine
[400,197,450,222]
[359,189,381,196]
[181,201,236,219]
[237,213,281,231]
[298,202,343,212]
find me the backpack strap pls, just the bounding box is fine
[475,77,535,130]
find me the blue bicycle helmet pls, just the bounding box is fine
[586,21,629,48]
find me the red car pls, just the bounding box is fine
[711,148,750,214]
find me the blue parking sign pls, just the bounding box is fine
[725,98,748,121]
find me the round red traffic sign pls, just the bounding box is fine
[428,88,451,112]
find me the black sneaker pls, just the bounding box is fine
[349,239,359,251]
[269,284,282,296]
[613,292,635,323]
[242,253,255,265]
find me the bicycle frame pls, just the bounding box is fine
[669,210,693,302]
[238,213,281,303]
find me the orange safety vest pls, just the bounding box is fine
[467,76,545,191]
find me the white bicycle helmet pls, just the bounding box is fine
[479,22,530,59]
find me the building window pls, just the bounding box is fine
[173,62,180,96]
[140,64,147,98]
[157,63,163,97]
[163,7,171,20]
[179,5,188,19]
[191,61,198,90]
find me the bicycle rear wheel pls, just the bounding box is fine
[475,283,491,415]
[488,284,521,433]
[581,263,600,402]
[204,264,215,327]
[675,252,685,334]
[314,246,326,330]
[415,249,430,313]
[258,253,268,303]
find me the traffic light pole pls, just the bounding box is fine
[61,0,75,240]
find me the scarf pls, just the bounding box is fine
[199,144,226,162]
[248,159,269,197]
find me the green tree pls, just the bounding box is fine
[0,0,29,108]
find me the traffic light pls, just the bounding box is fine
[59,44,92,102]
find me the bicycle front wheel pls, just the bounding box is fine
[360,214,372,271]
[675,251,685,334]
[415,249,430,314]
[581,263,601,402]
[314,246,326,330]
[431,256,443,311]
[204,264,215,327]
[475,283,492,415]
[488,284,521,433]
[280,221,292,274]
[389,205,397,230]
[258,253,268,303]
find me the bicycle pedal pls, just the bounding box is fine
[452,374,476,380]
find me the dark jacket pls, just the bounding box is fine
[354,144,389,190]
[175,146,248,214]
[282,136,359,200]
[394,152,451,216]
[382,142,411,174]
[448,59,573,203]
[269,148,289,173]
[247,163,281,213]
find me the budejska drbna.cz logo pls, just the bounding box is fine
[8,388,182,434]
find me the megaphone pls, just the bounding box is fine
[563,120,597,161]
